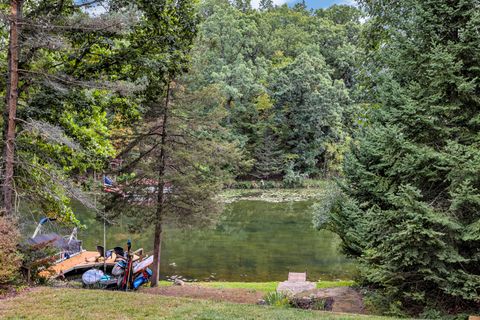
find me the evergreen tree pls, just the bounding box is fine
[315,0,480,315]
[293,0,307,12]
[104,0,244,287]
[259,0,273,11]
[106,80,242,287]
[0,0,140,221]
[233,0,251,12]
[253,129,283,178]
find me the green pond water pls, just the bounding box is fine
[74,200,355,282]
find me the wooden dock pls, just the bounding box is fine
[41,251,139,278]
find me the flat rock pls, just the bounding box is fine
[277,281,316,296]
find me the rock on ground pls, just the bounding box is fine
[277,281,317,296]
[294,287,365,314]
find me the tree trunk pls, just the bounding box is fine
[151,81,171,287]
[1,0,22,216]
[151,216,163,287]
[225,97,233,125]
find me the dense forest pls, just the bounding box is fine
[189,0,364,179]
[0,0,479,318]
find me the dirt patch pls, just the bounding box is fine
[143,284,364,314]
[294,287,365,314]
[142,284,264,304]
[0,286,35,301]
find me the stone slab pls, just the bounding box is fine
[277,281,316,296]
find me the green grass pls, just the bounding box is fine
[0,287,399,320]
[159,280,173,287]
[193,281,279,293]
[190,280,355,293]
[316,280,355,289]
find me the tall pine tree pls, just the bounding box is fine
[315,0,480,316]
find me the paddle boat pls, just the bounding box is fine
[29,217,145,280]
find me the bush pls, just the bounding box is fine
[263,291,290,308]
[231,181,255,189]
[290,296,334,311]
[18,241,57,285]
[230,180,280,189]
[282,164,307,188]
[0,216,21,285]
[362,288,407,318]
[259,180,276,189]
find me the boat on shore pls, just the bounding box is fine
[29,217,145,281]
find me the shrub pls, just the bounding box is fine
[290,296,334,311]
[18,241,57,285]
[0,216,21,285]
[259,180,276,189]
[231,181,254,189]
[263,291,290,308]
[282,164,307,188]
[362,288,407,318]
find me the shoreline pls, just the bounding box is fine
[219,182,332,203]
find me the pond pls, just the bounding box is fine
[74,199,355,282]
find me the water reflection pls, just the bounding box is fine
[74,200,355,281]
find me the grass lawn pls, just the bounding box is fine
[193,280,355,293]
[192,281,279,293]
[0,287,398,320]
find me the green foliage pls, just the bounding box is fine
[362,289,407,318]
[0,1,152,221]
[282,164,307,188]
[107,81,243,230]
[191,1,363,177]
[18,242,57,285]
[0,217,21,285]
[316,0,480,316]
[289,296,332,311]
[312,187,363,257]
[312,299,329,311]
[263,291,291,308]
[230,181,256,189]
[271,52,350,175]
[253,130,284,178]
